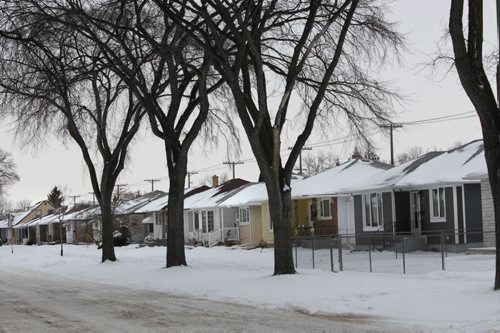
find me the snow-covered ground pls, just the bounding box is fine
[0,244,498,331]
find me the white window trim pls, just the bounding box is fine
[430,187,446,223]
[319,198,332,219]
[238,206,250,225]
[362,192,384,231]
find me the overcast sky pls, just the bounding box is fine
[0,1,496,206]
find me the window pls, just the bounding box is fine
[201,211,207,232]
[187,211,194,232]
[200,210,214,232]
[239,207,250,224]
[430,187,446,222]
[155,213,162,225]
[319,198,331,218]
[194,212,199,230]
[148,224,154,233]
[207,211,214,232]
[363,193,383,230]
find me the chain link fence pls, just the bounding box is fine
[292,230,495,274]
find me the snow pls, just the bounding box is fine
[0,244,497,330]
[347,140,486,193]
[292,159,391,198]
[219,183,268,207]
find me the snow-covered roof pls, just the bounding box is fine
[11,211,30,226]
[291,159,392,199]
[134,187,208,214]
[218,183,268,207]
[184,179,249,210]
[114,190,167,215]
[346,140,486,193]
[0,219,8,228]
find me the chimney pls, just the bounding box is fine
[212,175,219,187]
[352,147,362,160]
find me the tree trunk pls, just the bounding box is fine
[264,176,296,275]
[166,156,188,268]
[100,192,116,262]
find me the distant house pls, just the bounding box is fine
[291,159,392,242]
[218,182,269,248]
[9,201,56,244]
[183,177,249,247]
[112,190,168,243]
[132,186,209,243]
[62,206,99,244]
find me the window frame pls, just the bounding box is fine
[319,198,332,219]
[430,187,446,222]
[362,192,384,231]
[238,207,250,225]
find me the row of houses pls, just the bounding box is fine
[0,139,494,250]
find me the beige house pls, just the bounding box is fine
[10,201,56,244]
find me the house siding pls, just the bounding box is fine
[464,183,483,243]
[353,193,393,246]
[251,206,263,247]
[481,178,495,247]
[261,202,273,245]
[420,187,455,244]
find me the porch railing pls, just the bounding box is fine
[223,227,239,242]
[201,227,240,247]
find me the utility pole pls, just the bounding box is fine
[144,179,161,192]
[381,123,402,165]
[68,195,80,208]
[115,184,127,201]
[289,146,312,176]
[223,161,244,179]
[186,171,198,188]
[88,192,96,206]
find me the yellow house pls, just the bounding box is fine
[10,201,56,244]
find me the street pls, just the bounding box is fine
[0,268,419,332]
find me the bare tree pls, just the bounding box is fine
[303,152,339,177]
[0,2,146,262]
[0,149,19,195]
[15,200,31,211]
[396,146,424,165]
[0,196,12,219]
[162,0,403,274]
[51,0,231,267]
[449,0,500,289]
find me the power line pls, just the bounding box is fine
[223,161,244,179]
[144,179,161,192]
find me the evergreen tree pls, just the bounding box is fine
[47,186,64,210]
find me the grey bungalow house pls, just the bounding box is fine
[344,140,486,248]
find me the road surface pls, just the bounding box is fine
[0,268,422,332]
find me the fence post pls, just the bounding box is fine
[440,231,445,271]
[330,238,334,272]
[402,237,406,274]
[338,235,343,272]
[368,236,372,273]
[294,240,298,269]
[311,236,315,269]
[392,236,398,260]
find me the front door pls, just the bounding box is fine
[410,191,421,235]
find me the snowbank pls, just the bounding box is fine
[0,244,498,330]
